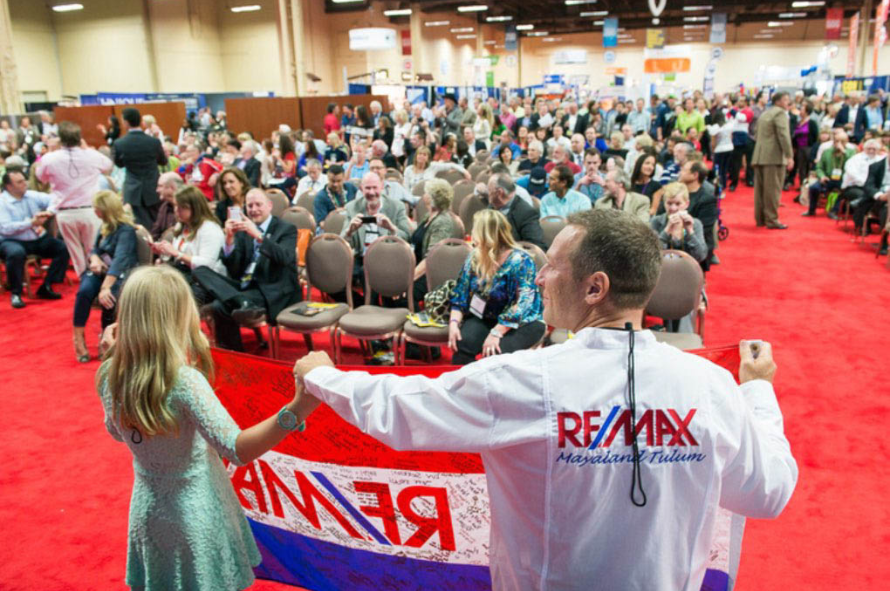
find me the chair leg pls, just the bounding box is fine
[271,326,279,359]
[303,333,315,351]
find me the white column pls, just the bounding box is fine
[0,0,22,114]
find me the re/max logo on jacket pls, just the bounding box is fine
[557,406,698,449]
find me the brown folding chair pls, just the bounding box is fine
[281,207,316,232]
[334,235,415,364]
[436,168,466,185]
[411,179,427,199]
[399,239,472,362]
[134,226,153,266]
[323,210,348,235]
[476,170,491,185]
[414,195,430,222]
[295,191,316,212]
[467,162,487,181]
[474,149,490,163]
[645,250,705,350]
[459,195,488,235]
[274,234,354,360]
[449,212,466,239]
[266,189,290,217]
[385,168,403,183]
[539,215,567,248]
[451,179,476,214]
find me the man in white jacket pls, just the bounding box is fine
[290,209,798,591]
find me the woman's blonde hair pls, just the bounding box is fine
[479,104,494,129]
[100,265,213,437]
[470,209,516,285]
[425,178,453,212]
[93,190,133,237]
[662,181,690,203]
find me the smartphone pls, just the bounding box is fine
[748,339,764,359]
[361,216,377,224]
[228,207,242,221]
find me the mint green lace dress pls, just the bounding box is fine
[98,365,262,591]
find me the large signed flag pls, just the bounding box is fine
[213,346,744,591]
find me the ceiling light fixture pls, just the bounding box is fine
[684,16,708,22]
[790,0,824,6]
[383,8,412,16]
[457,5,489,12]
[754,34,775,38]
[683,5,713,11]
[425,20,450,26]
[450,27,474,32]
[528,31,549,36]
[331,0,364,3]
[768,21,794,26]
[51,3,84,11]
[486,15,513,22]
[779,12,807,17]
[585,10,609,16]
[484,39,497,44]
[683,24,707,29]
[516,24,534,30]
[593,20,604,25]
[455,33,478,39]
[566,0,597,4]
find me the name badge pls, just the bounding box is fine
[470,294,487,318]
[831,168,842,180]
[362,224,379,255]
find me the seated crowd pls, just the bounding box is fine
[2,90,888,363]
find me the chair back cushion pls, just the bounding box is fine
[645,250,704,320]
[322,210,347,235]
[451,179,475,213]
[267,190,289,217]
[458,195,488,236]
[282,207,316,231]
[425,238,472,290]
[517,241,548,271]
[540,215,567,248]
[364,235,416,305]
[306,233,354,300]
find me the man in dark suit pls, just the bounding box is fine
[751,92,794,229]
[851,156,889,237]
[112,108,167,228]
[680,160,719,269]
[486,172,546,250]
[463,127,488,157]
[193,188,299,351]
[853,94,884,143]
[234,141,261,187]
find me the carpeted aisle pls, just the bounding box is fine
[0,183,887,589]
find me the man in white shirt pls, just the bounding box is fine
[290,209,798,591]
[35,121,113,277]
[295,159,327,199]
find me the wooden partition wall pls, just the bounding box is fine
[298,95,388,141]
[112,102,186,144]
[225,97,302,141]
[53,105,114,147]
[53,102,186,148]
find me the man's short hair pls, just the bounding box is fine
[305,158,321,169]
[58,121,81,148]
[2,168,25,187]
[771,91,789,105]
[158,171,184,189]
[609,167,631,191]
[327,164,345,176]
[121,108,141,128]
[553,165,575,187]
[489,172,515,195]
[688,161,709,183]
[566,209,662,311]
[528,140,544,153]
[584,147,602,159]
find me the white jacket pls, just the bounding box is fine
[305,327,798,591]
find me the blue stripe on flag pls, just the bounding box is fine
[248,519,493,591]
[589,405,620,450]
[310,470,391,546]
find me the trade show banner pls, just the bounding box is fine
[604,18,618,47]
[873,0,890,75]
[710,13,727,44]
[825,8,844,40]
[212,346,745,591]
[847,13,859,78]
[647,28,665,49]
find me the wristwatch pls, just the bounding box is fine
[277,406,306,432]
[489,327,502,338]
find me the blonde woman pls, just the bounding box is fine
[73,191,139,362]
[447,209,545,365]
[403,146,469,191]
[97,265,319,591]
[391,109,412,159]
[473,103,495,149]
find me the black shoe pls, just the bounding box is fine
[230,300,265,324]
[800,212,815,217]
[11,294,25,308]
[767,223,789,230]
[746,182,754,188]
[729,185,737,192]
[710,254,721,265]
[36,285,62,300]
[849,198,864,209]
[880,246,888,256]
[827,212,839,221]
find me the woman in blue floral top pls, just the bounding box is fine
[448,209,546,365]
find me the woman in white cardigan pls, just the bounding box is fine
[403,146,470,191]
[150,186,227,301]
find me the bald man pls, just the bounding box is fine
[193,188,299,351]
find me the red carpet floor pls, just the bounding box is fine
[0,184,888,590]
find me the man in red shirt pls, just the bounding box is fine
[544,145,582,176]
[178,145,223,200]
[324,103,341,136]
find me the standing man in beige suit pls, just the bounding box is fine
[751,91,794,229]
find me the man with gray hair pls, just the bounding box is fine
[518,140,549,173]
[594,168,651,222]
[661,142,692,185]
[150,171,184,240]
[370,139,398,169]
[342,172,411,262]
[295,159,327,198]
[486,172,546,249]
[293,207,797,591]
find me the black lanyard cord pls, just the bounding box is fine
[626,322,647,507]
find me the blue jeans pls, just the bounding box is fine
[73,271,119,328]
